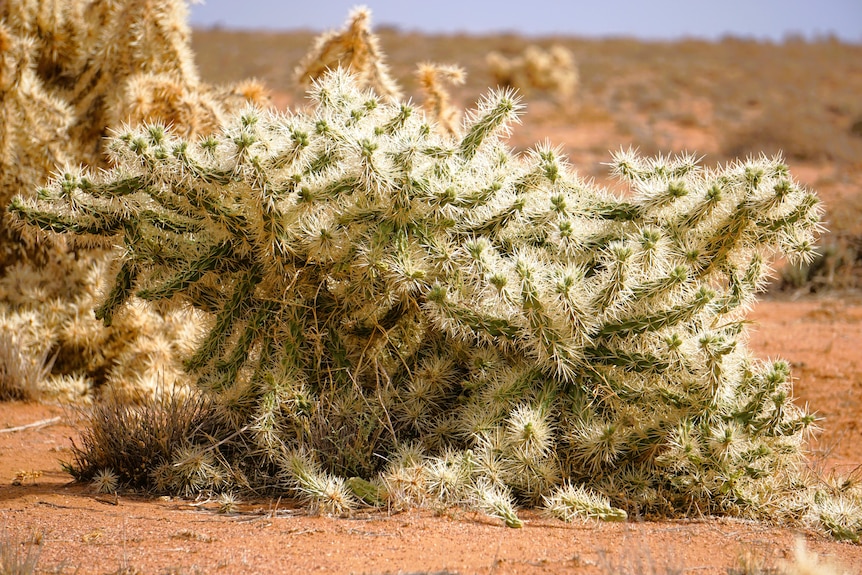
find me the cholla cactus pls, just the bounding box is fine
[0,22,72,271]
[416,62,465,136]
[64,0,216,162]
[0,0,91,84]
[487,44,579,104]
[0,0,274,403]
[110,72,223,140]
[544,483,627,522]
[281,450,357,516]
[0,252,201,402]
[294,6,401,100]
[1,0,261,174]
[9,68,838,531]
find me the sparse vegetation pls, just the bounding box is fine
[0,531,42,575]
[2,4,862,572]
[66,389,217,491]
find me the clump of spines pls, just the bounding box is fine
[0,0,273,403]
[92,468,119,494]
[294,6,402,100]
[543,483,628,522]
[0,252,202,403]
[64,0,208,162]
[0,20,72,272]
[281,450,357,517]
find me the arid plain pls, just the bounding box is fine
[3,28,862,574]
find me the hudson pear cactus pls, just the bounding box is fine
[11,69,828,527]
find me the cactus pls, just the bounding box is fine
[0,21,72,271]
[416,62,465,136]
[0,251,203,402]
[487,44,579,105]
[11,66,840,533]
[294,6,402,100]
[0,0,273,402]
[0,0,265,239]
[63,0,221,163]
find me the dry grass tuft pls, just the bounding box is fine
[0,530,42,575]
[66,388,217,490]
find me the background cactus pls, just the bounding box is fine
[11,66,839,532]
[294,5,402,100]
[0,0,267,402]
[487,44,579,105]
[0,20,72,272]
[416,62,465,136]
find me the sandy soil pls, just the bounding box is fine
[2,296,862,575]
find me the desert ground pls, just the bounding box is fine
[3,27,862,574]
[4,298,862,574]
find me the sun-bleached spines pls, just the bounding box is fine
[73,0,199,85]
[0,0,90,83]
[62,0,215,163]
[416,62,465,136]
[0,22,73,273]
[294,6,402,101]
[0,0,283,418]
[5,0,263,162]
[216,78,273,113]
[110,73,224,138]
[0,24,72,166]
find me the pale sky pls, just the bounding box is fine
[188,1,862,42]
